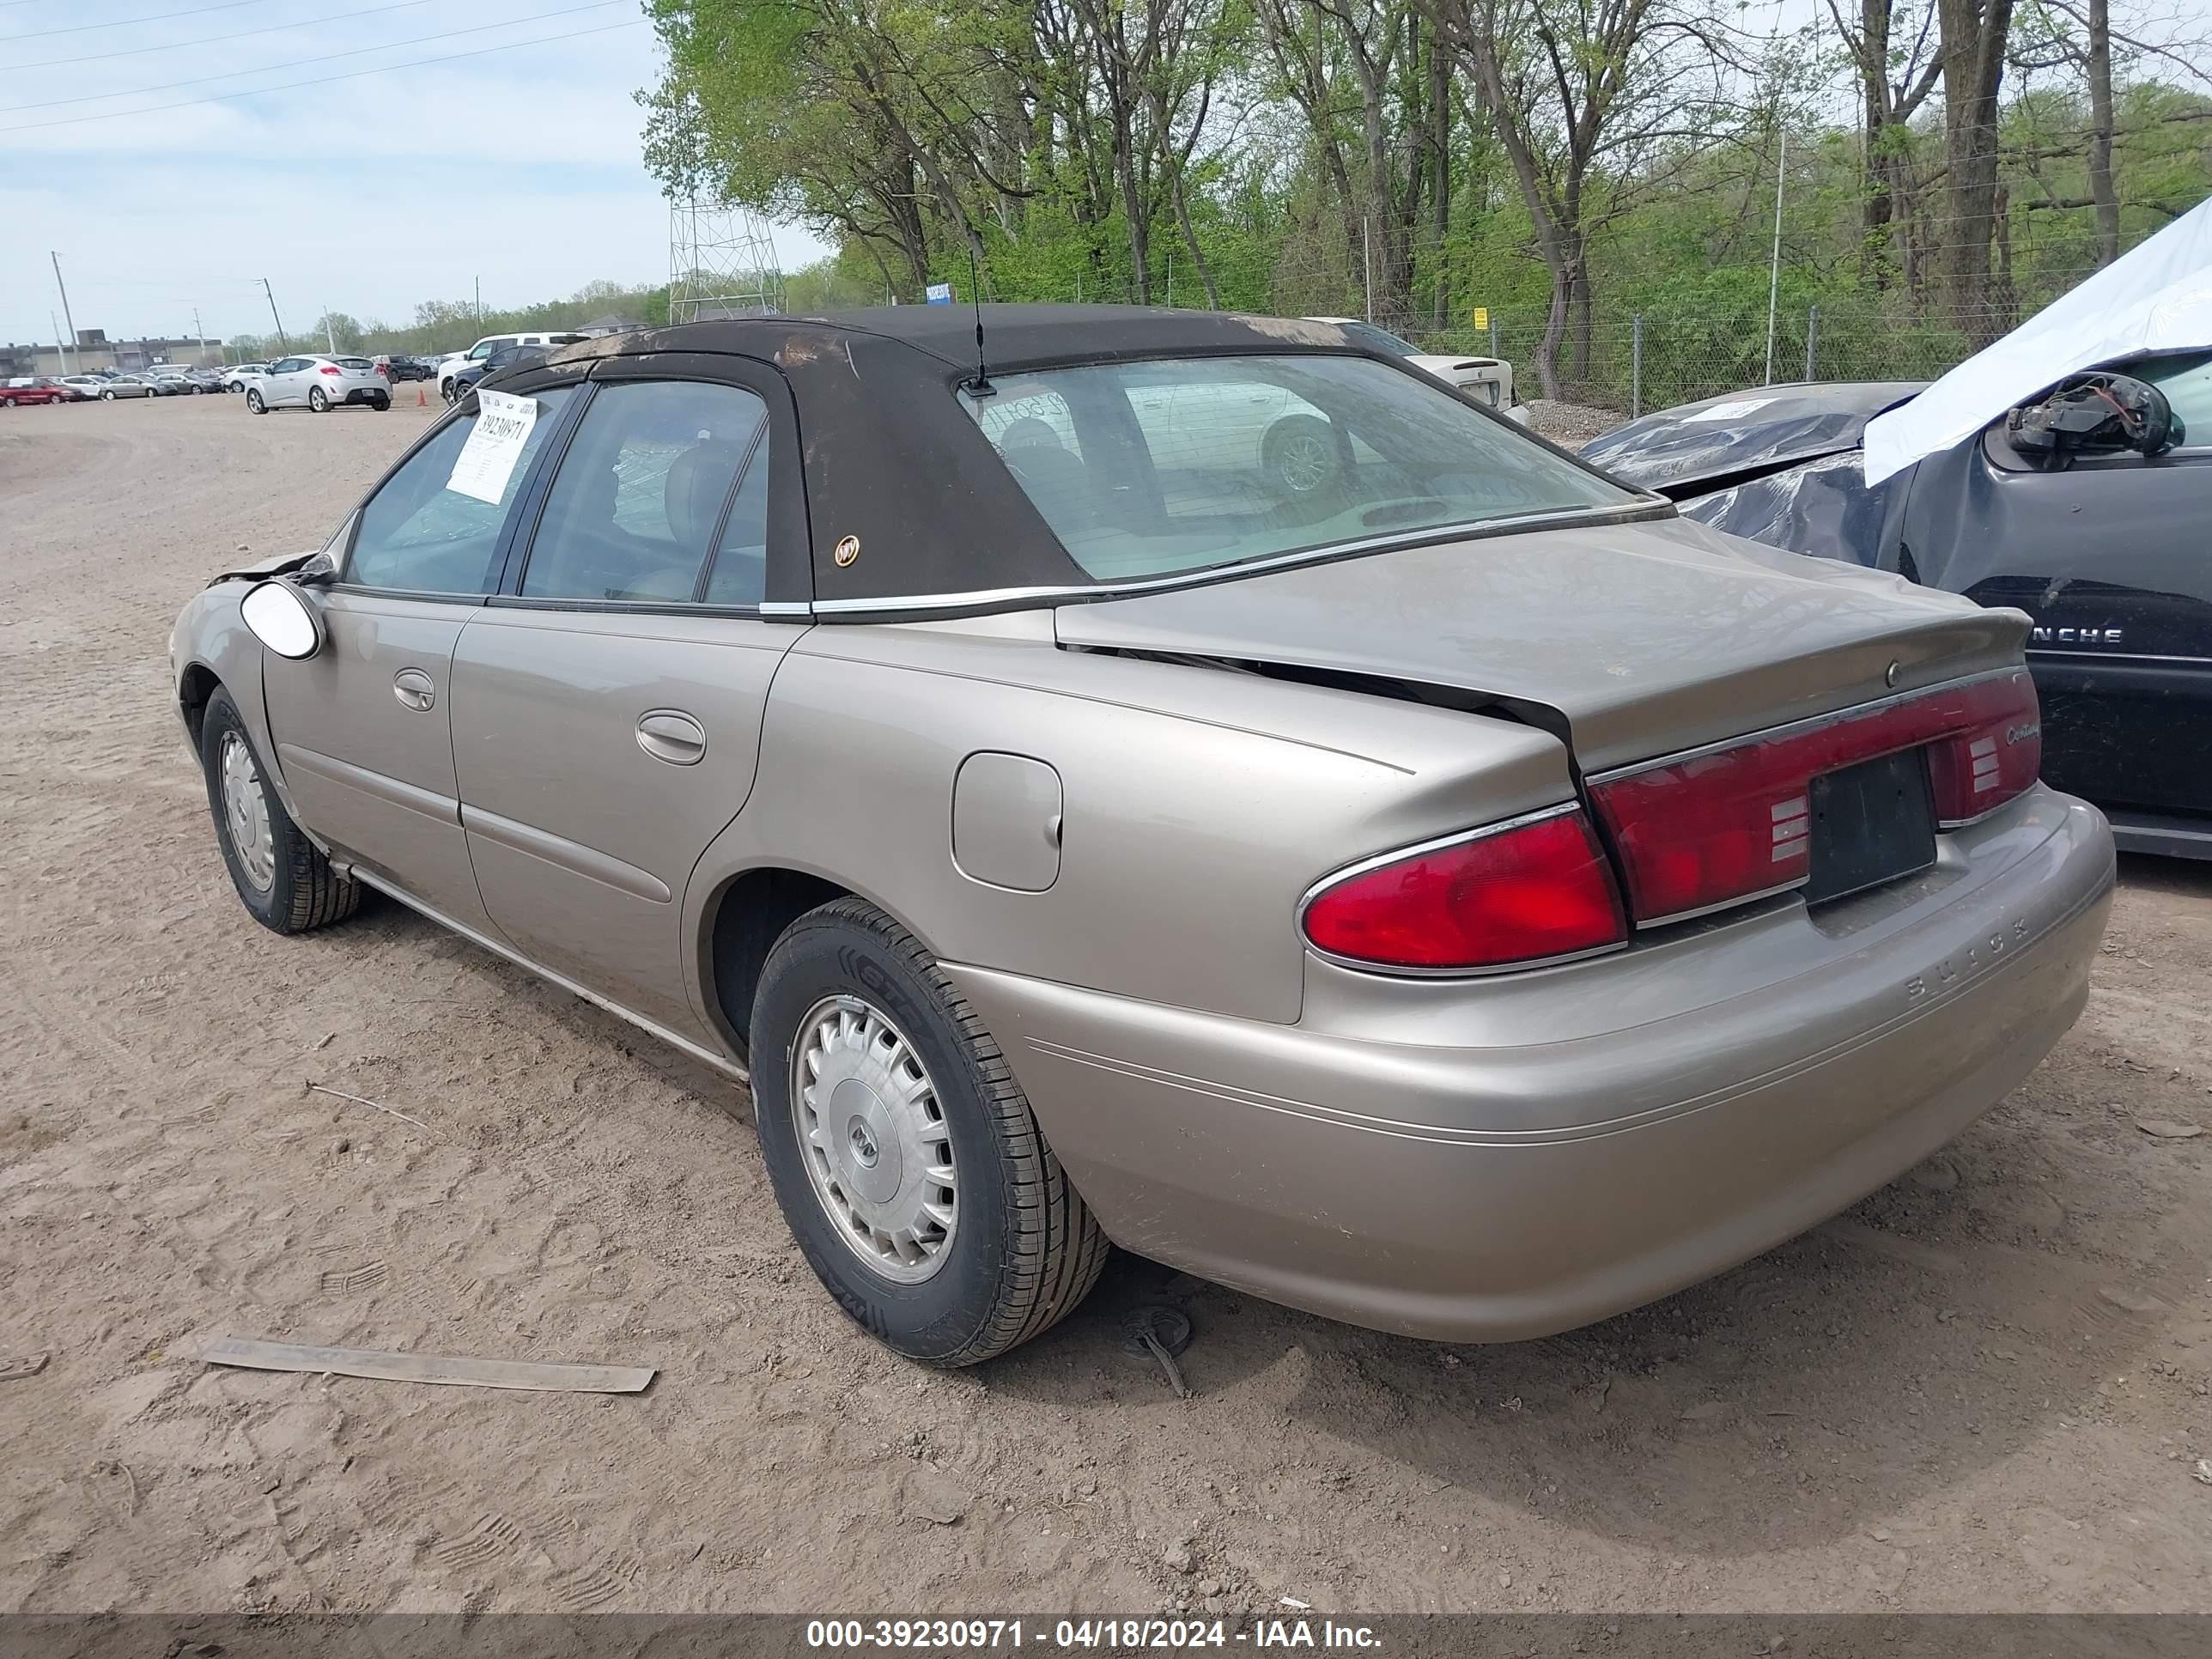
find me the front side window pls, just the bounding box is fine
[520,379,769,604]
[345,385,578,593]
[962,353,1635,583]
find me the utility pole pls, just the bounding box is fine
[1764,126,1787,386]
[324,309,337,353]
[260,277,289,353]
[474,276,482,328]
[50,252,79,376]
[193,307,208,368]
[50,311,68,378]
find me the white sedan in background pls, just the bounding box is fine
[1306,318,1525,421]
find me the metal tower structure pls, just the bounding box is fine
[668,199,786,321]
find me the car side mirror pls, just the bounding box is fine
[2006,372,2179,468]
[240,578,325,660]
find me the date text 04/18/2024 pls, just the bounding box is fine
[804,1618,1384,1649]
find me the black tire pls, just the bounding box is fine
[245,388,265,414]
[750,897,1109,1365]
[100,389,116,401]
[307,386,328,413]
[372,395,390,411]
[198,686,360,935]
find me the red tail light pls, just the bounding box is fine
[1301,805,1627,973]
[1590,670,2041,925]
[319,365,341,375]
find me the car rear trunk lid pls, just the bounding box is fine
[1053,514,2027,776]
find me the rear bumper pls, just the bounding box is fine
[947,787,2115,1342]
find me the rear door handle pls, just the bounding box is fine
[636,709,707,765]
[392,668,436,711]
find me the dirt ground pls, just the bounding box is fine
[2,388,2209,1620]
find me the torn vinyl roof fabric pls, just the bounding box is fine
[1863,192,2212,485]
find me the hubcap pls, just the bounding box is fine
[1277,432,1331,493]
[218,731,276,894]
[789,994,956,1283]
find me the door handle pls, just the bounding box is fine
[392,667,436,711]
[636,709,707,765]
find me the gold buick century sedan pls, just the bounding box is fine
[170,307,2114,1364]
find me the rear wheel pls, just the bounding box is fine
[307,386,328,413]
[198,687,360,934]
[372,394,390,411]
[750,897,1108,1365]
[100,390,116,402]
[245,388,265,414]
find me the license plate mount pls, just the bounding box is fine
[1805,749,1938,906]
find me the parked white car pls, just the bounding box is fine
[1305,318,1526,422]
[224,362,270,392]
[243,355,390,415]
[436,332,586,399]
[58,374,149,400]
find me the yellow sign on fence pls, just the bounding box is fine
[1471,307,1490,331]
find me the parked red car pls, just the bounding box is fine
[0,379,70,407]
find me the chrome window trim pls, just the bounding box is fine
[1583,665,2032,786]
[2027,647,2212,665]
[1294,802,1630,980]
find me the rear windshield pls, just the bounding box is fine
[963,354,1633,583]
[336,357,373,370]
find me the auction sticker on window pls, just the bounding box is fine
[446,389,538,504]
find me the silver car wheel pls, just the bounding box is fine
[1275,429,1332,493]
[217,731,276,894]
[790,994,957,1284]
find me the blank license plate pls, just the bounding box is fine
[1805,750,1937,905]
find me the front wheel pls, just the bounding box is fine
[750,898,1108,1365]
[1262,414,1340,495]
[198,687,360,934]
[246,388,265,414]
[441,380,458,405]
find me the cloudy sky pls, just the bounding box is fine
[0,0,828,349]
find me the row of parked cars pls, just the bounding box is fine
[2,366,230,403]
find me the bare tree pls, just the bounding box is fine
[1427,0,1738,397]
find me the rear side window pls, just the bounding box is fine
[963,353,1631,582]
[520,380,769,604]
[344,386,578,593]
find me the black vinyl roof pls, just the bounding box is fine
[623,304,1365,375]
[520,306,1603,614]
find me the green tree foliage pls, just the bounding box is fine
[641,0,2209,404]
